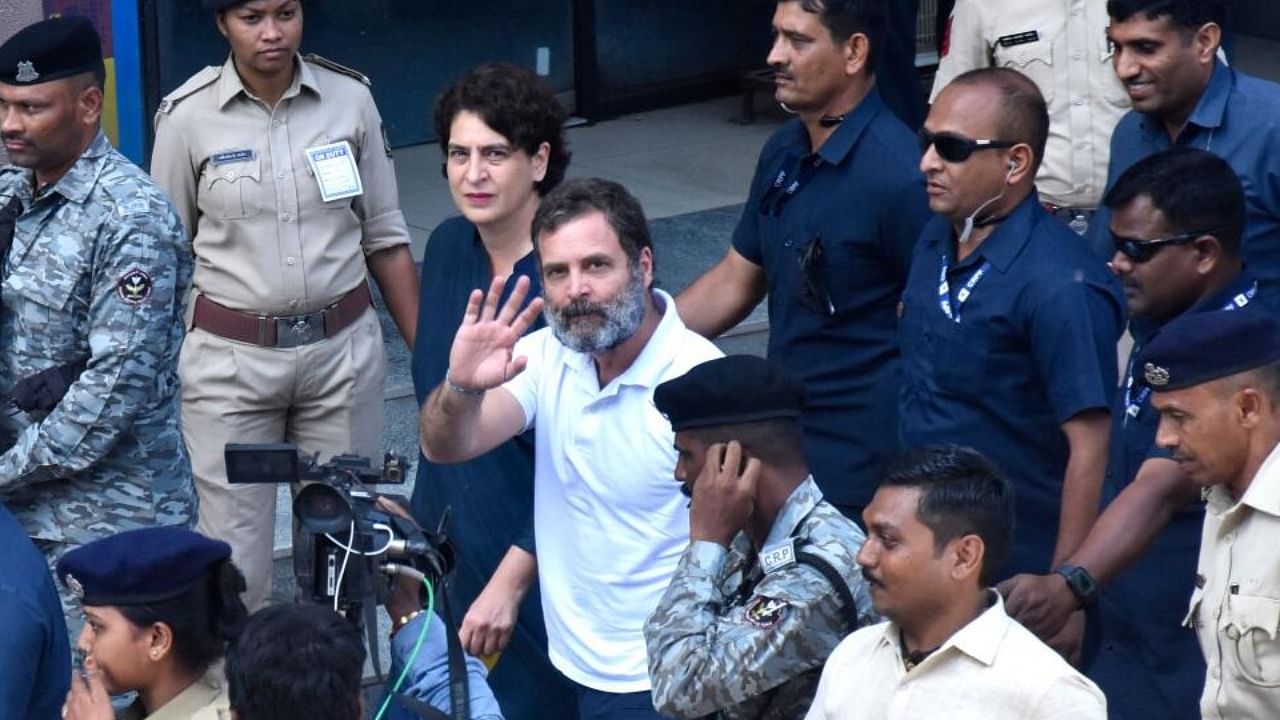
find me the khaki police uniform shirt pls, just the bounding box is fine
[150,54,410,317]
[120,664,231,720]
[1186,441,1280,720]
[931,0,1129,208]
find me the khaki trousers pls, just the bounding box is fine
[181,306,386,611]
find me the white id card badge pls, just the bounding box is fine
[304,141,363,202]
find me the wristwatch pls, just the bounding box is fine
[1054,565,1099,607]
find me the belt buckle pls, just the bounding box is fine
[275,312,323,348]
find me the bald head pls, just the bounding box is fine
[940,68,1049,174]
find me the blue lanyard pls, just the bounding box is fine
[938,253,991,323]
[760,154,823,217]
[1123,282,1258,424]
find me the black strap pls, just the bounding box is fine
[393,693,453,720]
[437,582,471,720]
[0,194,22,268]
[795,550,860,632]
[363,598,384,679]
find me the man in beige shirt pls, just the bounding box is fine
[1139,307,1280,720]
[933,0,1128,234]
[805,445,1105,720]
[149,0,419,610]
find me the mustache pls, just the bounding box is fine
[860,568,881,586]
[558,299,606,318]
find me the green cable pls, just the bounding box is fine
[373,575,436,720]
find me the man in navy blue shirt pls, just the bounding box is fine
[678,0,929,520]
[1090,0,1280,313]
[1001,150,1251,717]
[900,67,1124,659]
[0,502,68,720]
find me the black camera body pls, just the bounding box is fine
[225,443,454,618]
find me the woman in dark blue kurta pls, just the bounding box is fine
[410,63,575,720]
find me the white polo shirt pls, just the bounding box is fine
[504,289,722,692]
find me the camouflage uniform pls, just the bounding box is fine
[0,131,194,615]
[645,477,876,720]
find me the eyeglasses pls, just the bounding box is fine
[918,128,1015,163]
[1112,228,1223,263]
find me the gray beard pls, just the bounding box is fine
[544,269,647,354]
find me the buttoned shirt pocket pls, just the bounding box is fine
[931,318,991,398]
[1224,594,1280,688]
[202,155,262,220]
[5,255,85,361]
[820,235,876,314]
[995,40,1055,103]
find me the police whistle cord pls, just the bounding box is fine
[375,565,471,720]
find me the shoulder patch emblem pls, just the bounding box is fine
[117,269,154,305]
[744,596,789,628]
[118,197,150,217]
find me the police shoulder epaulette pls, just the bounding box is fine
[303,53,371,87]
[156,65,222,115]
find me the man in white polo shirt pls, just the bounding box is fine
[420,177,722,719]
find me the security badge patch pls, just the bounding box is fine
[117,269,153,305]
[745,596,790,628]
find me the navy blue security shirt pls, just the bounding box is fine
[1088,273,1256,720]
[409,216,575,720]
[0,502,69,720]
[732,88,929,513]
[899,193,1125,577]
[1090,61,1280,314]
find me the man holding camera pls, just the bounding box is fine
[645,355,875,719]
[420,178,721,719]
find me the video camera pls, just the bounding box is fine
[224,443,454,619]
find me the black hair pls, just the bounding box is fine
[1103,147,1244,256]
[1107,0,1227,32]
[117,559,248,677]
[531,177,654,271]
[947,67,1050,174]
[433,62,571,195]
[791,0,887,73]
[225,604,366,720]
[879,445,1014,585]
[685,419,808,469]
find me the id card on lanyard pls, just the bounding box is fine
[938,252,992,323]
[1123,282,1258,425]
[759,153,823,218]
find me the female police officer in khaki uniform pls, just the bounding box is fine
[149,0,419,610]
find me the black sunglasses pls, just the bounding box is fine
[918,128,1015,163]
[1112,228,1223,263]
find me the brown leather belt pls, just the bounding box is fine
[192,282,372,348]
